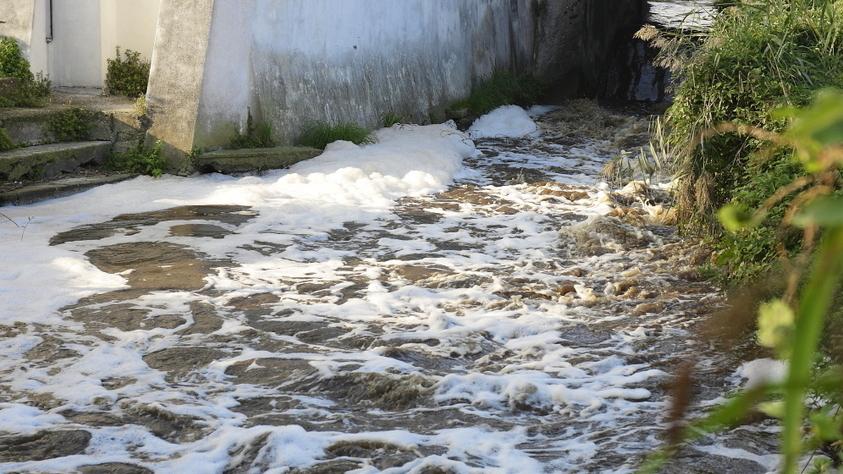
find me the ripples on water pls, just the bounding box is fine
[0,103,779,472]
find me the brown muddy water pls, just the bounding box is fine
[0,102,777,473]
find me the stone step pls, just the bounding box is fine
[0,104,145,148]
[0,141,111,182]
[196,146,322,174]
[0,173,136,206]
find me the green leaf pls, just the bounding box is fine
[757,299,795,353]
[718,204,754,232]
[758,400,786,419]
[810,410,842,442]
[792,196,843,228]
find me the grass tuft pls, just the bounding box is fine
[297,122,373,150]
[450,71,544,117]
[646,0,843,283]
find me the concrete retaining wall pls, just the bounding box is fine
[147,0,646,162]
[0,0,160,87]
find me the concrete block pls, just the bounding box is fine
[195,146,322,175]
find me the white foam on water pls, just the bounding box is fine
[468,105,539,139]
[0,107,769,472]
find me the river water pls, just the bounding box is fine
[0,103,778,472]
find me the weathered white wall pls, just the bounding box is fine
[29,0,47,75]
[48,0,102,87]
[1,0,159,88]
[0,0,35,47]
[187,0,539,147]
[99,0,161,85]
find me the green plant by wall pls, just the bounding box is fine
[229,112,275,149]
[108,140,166,177]
[0,37,50,107]
[382,113,407,128]
[640,89,843,474]
[449,71,544,117]
[0,37,33,83]
[47,108,96,142]
[297,122,373,150]
[0,128,15,151]
[105,48,150,98]
[646,0,843,283]
[134,95,147,117]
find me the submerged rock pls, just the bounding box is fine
[571,215,657,255]
[0,430,91,462]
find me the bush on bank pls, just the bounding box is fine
[662,0,843,283]
[0,37,50,107]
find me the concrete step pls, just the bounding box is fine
[0,173,136,206]
[196,146,322,174]
[0,102,145,148]
[0,141,111,182]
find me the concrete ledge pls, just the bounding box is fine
[196,146,322,174]
[0,141,111,181]
[0,174,136,206]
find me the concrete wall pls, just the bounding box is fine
[144,0,216,159]
[0,0,35,46]
[148,0,646,159]
[1,0,160,87]
[148,0,544,154]
[48,0,101,87]
[99,0,161,85]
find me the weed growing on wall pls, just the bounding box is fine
[47,108,96,142]
[0,37,50,107]
[108,140,166,177]
[297,122,373,150]
[105,48,150,98]
[449,71,544,117]
[641,89,843,474]
[229,112,275,149]
[646,0,843,283]
[382,113,408,128]
[0,128,15,151]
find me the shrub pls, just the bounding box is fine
[297,122,373,150]
[642,89,843,474]
[652,0,843,282]
[47,108,96,142]
[108,140,166,177]
[105,48,150,98]
[449,71,544,117]
[382,113,407,128]
[0,128,14,151]
[0,37,50,107]
[0,37,33,83]
[229,112,275,149]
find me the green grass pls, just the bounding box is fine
[449,71,544,117]
[47,108,96,142]
[229,113,275,149]
[652,0,843,283]
[0,128,14,151]
[105,47,150,98]
[381,113,407,128]
[297,122,373,150]
[107,140,166,177]
[0,36,50,107]
[639,89,843,474]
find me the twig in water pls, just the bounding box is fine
[0,212,33,240]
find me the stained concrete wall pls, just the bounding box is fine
[48,0,101,87]
[182,0,541,148]
[147,0,645,160]
[0,0,38,69]
[99,0,161,85]
[1,0,160,87]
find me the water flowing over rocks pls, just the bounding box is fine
[0,103,777,472]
